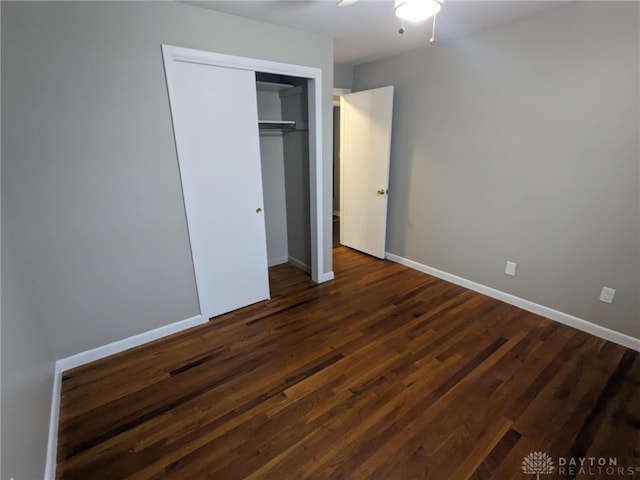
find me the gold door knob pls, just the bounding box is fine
[256,207,262,214]
[377,188,386,196]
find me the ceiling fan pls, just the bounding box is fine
[337,0,443,43]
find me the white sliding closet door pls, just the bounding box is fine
[167,61,270,320]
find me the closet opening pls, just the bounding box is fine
[162,45,331,322]
[256,72,312,285]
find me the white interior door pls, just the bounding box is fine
[166,61,270,320]
[340,86,394,259]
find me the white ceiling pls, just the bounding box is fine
[184,0,570,65]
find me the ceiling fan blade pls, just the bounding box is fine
[337,0,359,6]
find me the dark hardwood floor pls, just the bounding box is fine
[57,247,640,479]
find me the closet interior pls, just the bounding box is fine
[256,72,311,277]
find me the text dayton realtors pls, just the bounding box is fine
[557,456,637,477]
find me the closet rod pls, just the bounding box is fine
[258,120,296,131]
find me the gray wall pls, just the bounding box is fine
[353,2,639,338]
[2,1,334,358]
[1,206,56,480]
[0,7,55,476]
[334,63,354,90]
[281,86,312,269]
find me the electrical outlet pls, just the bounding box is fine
[505,261,517,276]
[599,287,615,304]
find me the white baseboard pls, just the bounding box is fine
[288,256,335,282]
[273,255,332,283]
[46,314,205,479]
[268,256,289,267]
[385,252,640,352]
[57,314,204,373]
[44,363,63,480]
[288,255,311,274]
[318,271,335,282]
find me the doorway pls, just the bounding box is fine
[333,86,395,260]
[332,89,350,250]
[333,100,341,249]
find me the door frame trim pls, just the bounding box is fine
[162,44,326,292]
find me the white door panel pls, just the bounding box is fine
[167,61,270,319]
[340,86,394,259]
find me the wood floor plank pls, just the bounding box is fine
[56,247,640,479]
